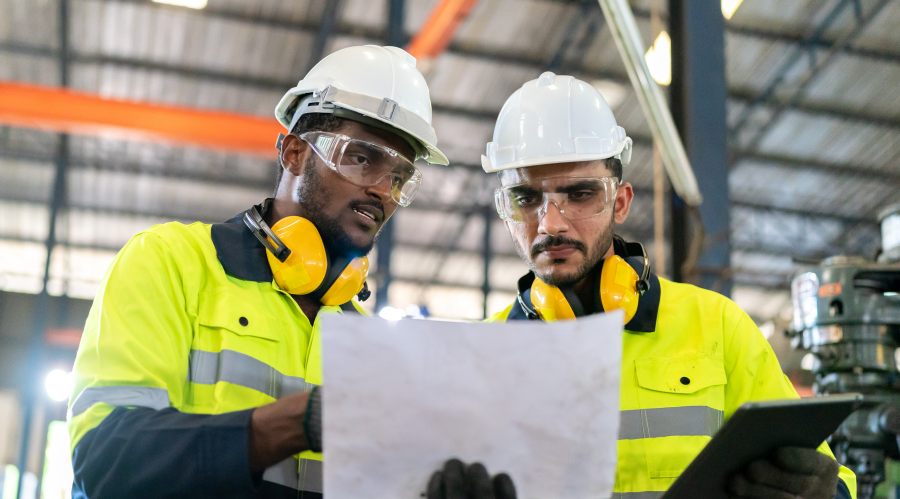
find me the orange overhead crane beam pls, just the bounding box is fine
[406,0,479,59]
[0,81,281,157]
[0,0,478,152]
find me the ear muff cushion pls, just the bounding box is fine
[267,216,327,294]
[600,255,640,324]
[531,278,576,322]
[321,256,369,306]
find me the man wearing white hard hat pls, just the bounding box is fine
[484,72,856,499]
[68,45,455,498]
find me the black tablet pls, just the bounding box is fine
[663,393,862,499]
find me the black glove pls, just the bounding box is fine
[426,458,517,499]
[728,446,840,499]
[302,386,322,453]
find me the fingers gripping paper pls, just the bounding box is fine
[320,311,624,499]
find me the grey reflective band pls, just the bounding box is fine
[68,386,170,418]
[618,406,723,440]
[262,458,323,493]
[189,349,310,399]
[612,491,663,499]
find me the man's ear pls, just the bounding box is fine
[280,134,309,177]
[613,181,634,224]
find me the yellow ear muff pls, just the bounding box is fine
[320,256,369,306]
[248,208,369,305]
[530,254,641,323]
[599,254,640,324]
[531,278,576,322]
[266,216,327,294]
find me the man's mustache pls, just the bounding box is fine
[531,235,586,258]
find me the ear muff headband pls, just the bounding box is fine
[243,207,368,305]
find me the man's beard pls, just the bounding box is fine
[521,217,615,288]
[295,159,376,259]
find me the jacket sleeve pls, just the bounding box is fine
[721,301,857,499]
[67,227,259,497]
[72,406,259,497]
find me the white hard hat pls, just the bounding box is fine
[275,45,448,165]
[482,72,632,173]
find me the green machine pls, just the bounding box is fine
[788,203,900,499]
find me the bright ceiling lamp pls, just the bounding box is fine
[152,0,208,9]
[721,0,744,20]
[45,369,74,402]
[644,30,671,87]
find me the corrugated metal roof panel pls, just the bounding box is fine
[0,0,59,48]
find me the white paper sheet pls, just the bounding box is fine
[320,311,624,499]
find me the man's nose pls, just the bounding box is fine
[364,174,394,203]
[537,200,569,235]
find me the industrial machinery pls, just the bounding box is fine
[788,204,900,499]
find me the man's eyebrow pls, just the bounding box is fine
[508,185,540,194]
[553,180,602,193]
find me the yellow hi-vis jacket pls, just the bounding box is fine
[489,270,857,499]
[68,204,354,498]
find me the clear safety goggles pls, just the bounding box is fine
[299,131,423,207]
[495,176,619,223]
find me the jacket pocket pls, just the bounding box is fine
[196,292,280,343]
[189,292,294,411]
[632,353,727,478]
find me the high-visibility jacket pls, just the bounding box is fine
[68,203,356,498]
[489,263,857,499]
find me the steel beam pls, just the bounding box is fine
[731,149,900,184]
[3,0,891,130]
[0,146,880,231]
[727,22,900,65]
[0,82,281,156]
[730,84,900,130]
[3,43,896,186]
[374,0,406,310]
[669,0,731,294]
[306,0,342,73]
[16,0,70,496]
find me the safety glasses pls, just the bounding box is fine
[299,131,423,207]
[495,176,619,224]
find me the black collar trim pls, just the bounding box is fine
[210,201,273,283]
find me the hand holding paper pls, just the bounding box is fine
[426,459,517,499]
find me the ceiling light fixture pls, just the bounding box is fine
[152,0,208,10]
[721,0,744,20]
[644,31,671,87]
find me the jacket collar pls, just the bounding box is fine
[210,199,273,282]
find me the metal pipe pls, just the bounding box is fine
[596,0,702,207]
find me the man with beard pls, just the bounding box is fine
[483,72,856,499]
[67,45,467,498]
